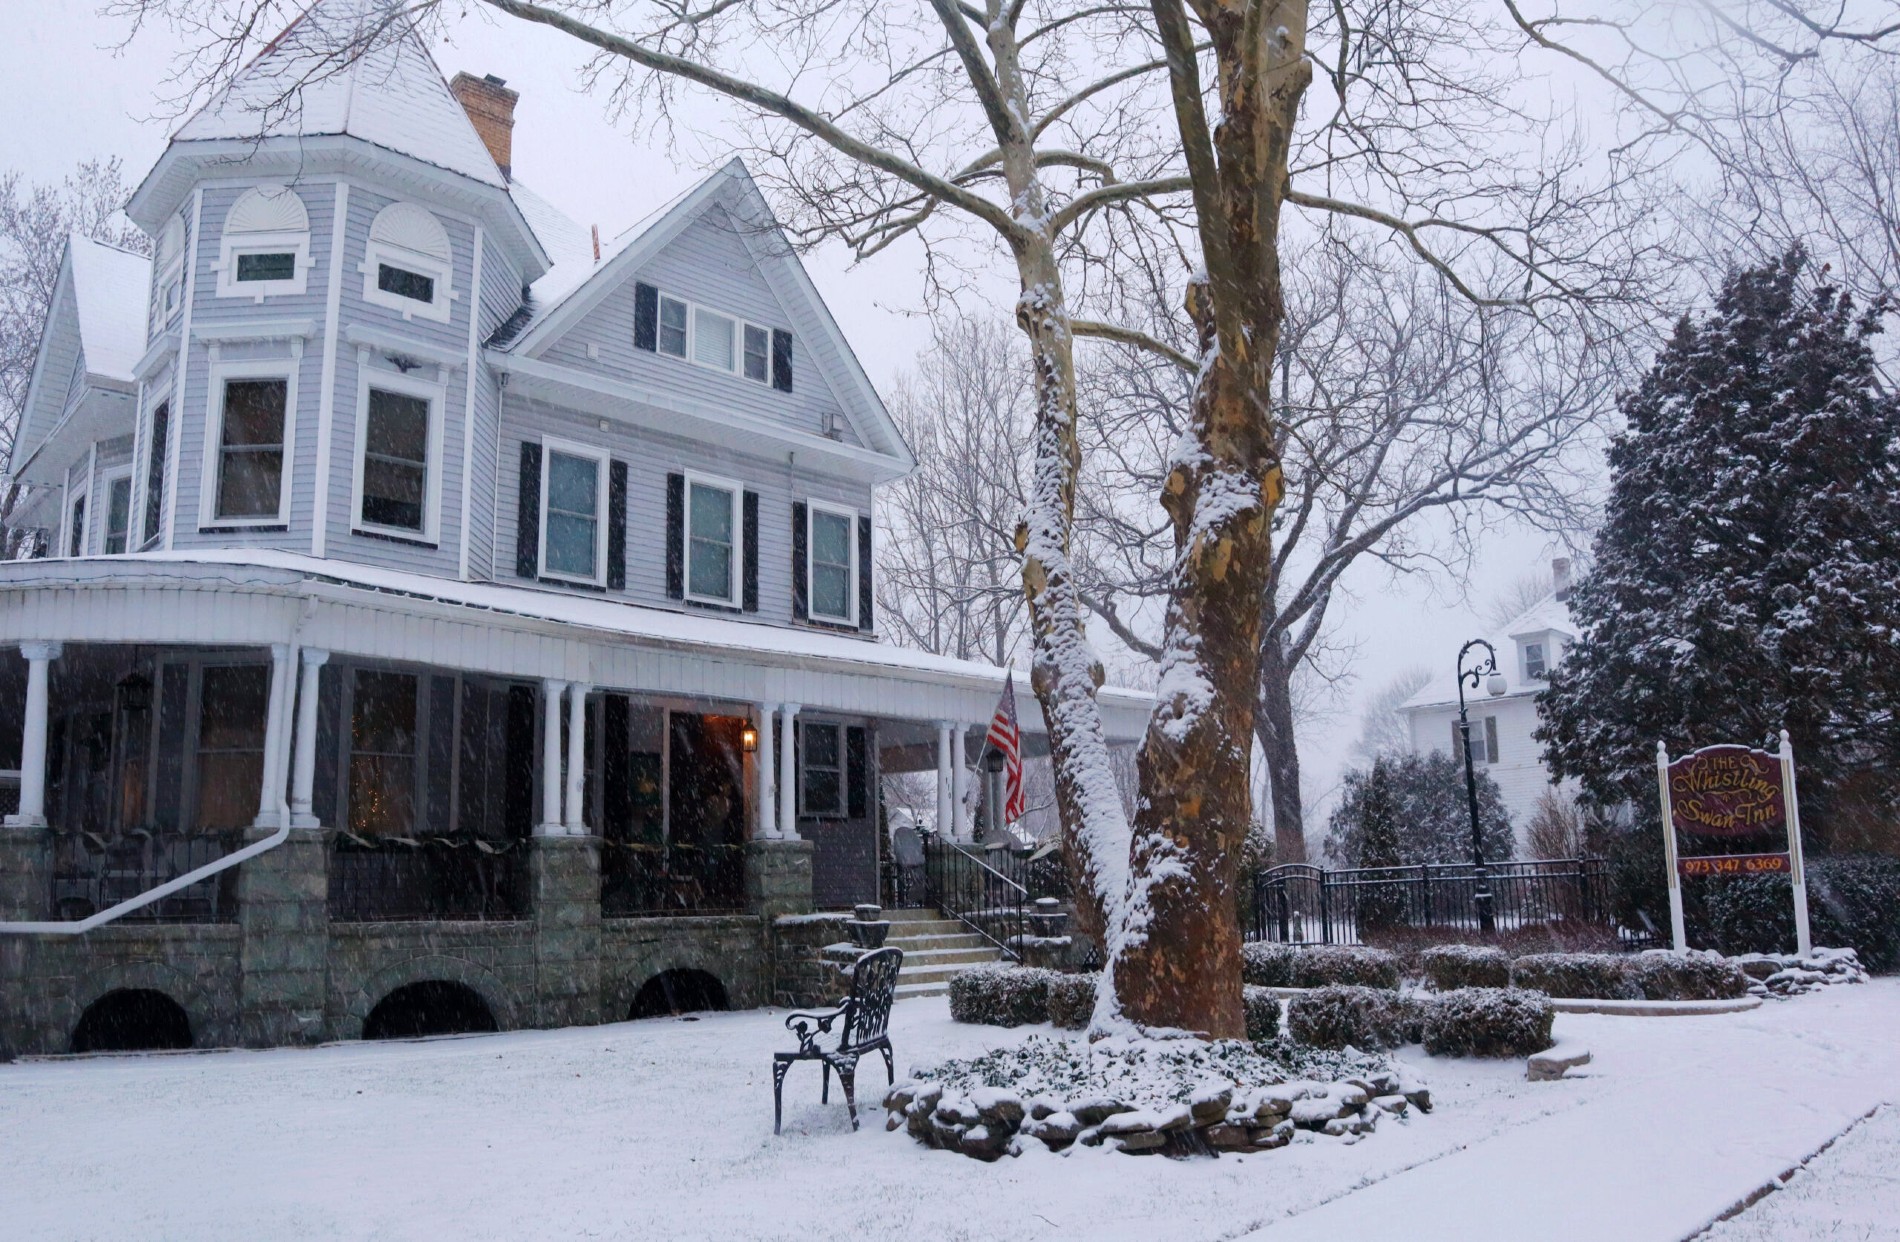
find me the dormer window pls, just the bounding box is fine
[637,285,776,385]
[215,184,310,301]
[362,202,454,323]
[1525,642,1547,680]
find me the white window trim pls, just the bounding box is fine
[653,290,774,385]
[213,229,312,301]
[538,435,610,587]
[151,256,185,338]
[683,470,745,607]
[805,499,860,626]
[361,240,455,324]
[99,466,134,555]
[349,363,446,544]
[65,486,89,558]
[199,354,300,529]
[799,720,847,818]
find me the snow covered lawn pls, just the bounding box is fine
[2,981,1896,1241]
[1705,1105,1900,1240]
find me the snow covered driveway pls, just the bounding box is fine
[2,981,1895,1242]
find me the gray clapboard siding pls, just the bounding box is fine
[466,241,524,580]
[495,388,873,626]
[535,207,866,449]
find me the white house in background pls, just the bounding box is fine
[1399,559,1580,843]
[0,0,1148,1056]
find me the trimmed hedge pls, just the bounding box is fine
[1046,972,1097,1031]
[1626,950,1750,1001]
[1285,984,1413,1050]
[1242,943,1402,990]
[948,965,1056,1027]
[1242,984,1281,1042]
[1422,987,1554,1058]
[1509,952,1641,1000]
[1420,944,1511,991]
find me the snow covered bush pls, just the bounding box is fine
[1420,944,1511,991]
[1285,985,1412,1050]
[949,965,1057,1027]
[1046,972,1097,1031]
[1242,985,1281,1042]
[1509,952,1640,999]
[1242,943,1401,990]
[1421,988,1554,1058]
[1625,951,1751,1000]
[1690,857,1900,973]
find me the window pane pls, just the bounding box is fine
[693,308,734,370]
[349,754,416,836]
[217,450,283,518]
[366,389,429,462]
[806,724,840,768]
[200,665,270,749]
[196,751,263,830]
[812,510,851,566]
[689,483,733,543]
[813,563,851,620]
[222,380,286,447]
[547,451,599,518]
[361,459,425,531]
[743,325,769,382]
[659,297,688,357]
[144,403,169,544]
[689,539,731,599]
[546,511,597,578]
[352,670,418,755]
[235,251,295,282]
[104,477,131,554]
[67,496,86,556]
[377,263,435,303]
[362,388,429,531]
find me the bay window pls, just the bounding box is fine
[209,372,291,524]
[354,372,441,540]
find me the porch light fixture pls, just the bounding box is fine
[742,723,759,753]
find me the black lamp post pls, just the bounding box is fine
[1456,638,1507,935]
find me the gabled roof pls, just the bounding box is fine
[172,0,505,190]
[488,159,912,469]
[1400,586,1577,712]
[66,237,151,384]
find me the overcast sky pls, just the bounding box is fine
[0,0,1579,827]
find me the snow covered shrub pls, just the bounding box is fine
[1509,952,1640,999]
[1241,985,1281,1042]
[1625,951,1751,1000]
[1045,972,1097,1031]
[1422,988,1553,1058]
[1285,985,1411,1050]
[1242,943,1400,990]
[1420,944,1511,991]
[948,965,1056,1027]
[1673,856,1900,972]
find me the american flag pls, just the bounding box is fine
[984,672,1026,825]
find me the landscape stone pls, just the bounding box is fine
[1527,1043,1593,1081]
[1114,1131,1168,1154]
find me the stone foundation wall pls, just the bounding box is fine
[601,915,769,1017]
[1,923,244,1055]
[771,913,855,1008]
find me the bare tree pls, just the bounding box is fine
[1351,666,1431,766]
[0,159,148,557]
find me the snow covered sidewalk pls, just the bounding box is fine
[1,981,1894,1241]
[1704,1105,1900,1240]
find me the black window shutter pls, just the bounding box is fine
[791,501,808,620]
[515,441,542,579]
[742,490,759,612]
[664,472,685,599]
[771,328,793,393]
[634,282,658,352]
[847,725,868,819]
[857,514,873,631]
[607,460,628,590]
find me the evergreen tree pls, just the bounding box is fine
[1538,251,1900,836]
[1353,758,1407,929]
[1324,750,1515,866]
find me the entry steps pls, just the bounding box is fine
[884,908,1002,1000]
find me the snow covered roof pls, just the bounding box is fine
[66,236,151,384]
[1400,586,1576,712]
[172,0,505,190]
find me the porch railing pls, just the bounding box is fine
[922,833,1030,958]
[51,830,241,923]
[600,841,747,918]
[328,837,530,922]
[1247,858,1646,947]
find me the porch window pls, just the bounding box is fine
[348,669,419,836]
[143,401,169,546]
[357,381,436,537]
[800,721,844,817]
[540,443,607,584]
[194,664,270,830]
[103,474,132,554]
[213,377,288,522]
[686,476,740,604]
[65,491,87,557]
[807,504,856,624]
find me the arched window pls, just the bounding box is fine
[215,184,311,300]
[362,201,454,323]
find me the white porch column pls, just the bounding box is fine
[6,642,61,827]
[253,643,293,826]
[754,702,777,840]
[951,722,974,841]
[289,649,329,827]
[537,678,564,837]
[563,682,588,835]
[778,702,801,840]
[936,721,954,837]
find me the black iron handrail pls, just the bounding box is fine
[922,832,1029,959]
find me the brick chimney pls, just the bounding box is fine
[1552,556,1573,602]
[450,72,518,180]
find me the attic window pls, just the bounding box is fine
[1524,642,1547,680]
[377,263,436,304]
[216,184,310,300]
[743,324,770,383]
[237,252,297,283]
[363,202,453,323]
[658,295,688,357]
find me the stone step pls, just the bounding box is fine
[895,981,949,1000]
[884,908,949,922]
[897,963,990,987]
[898,946,998,968]
[884,934,991,953]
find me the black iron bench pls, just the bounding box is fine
[772,945,903,1134]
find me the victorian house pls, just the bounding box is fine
[0,2,1147,1055]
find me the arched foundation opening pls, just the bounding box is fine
[362,980,499,1040]
[70,989,193,1054]
[628,968,729,1019]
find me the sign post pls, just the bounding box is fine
[1656,734,1812,956]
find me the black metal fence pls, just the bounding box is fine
[600,841,747,918]
[51,830,240,922]
[922,834,1031,956]
[1248,858,1639,946]
[328,838,531,922]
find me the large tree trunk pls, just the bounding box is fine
[1112,0,1311,1039]
[1255,632,1308,863]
